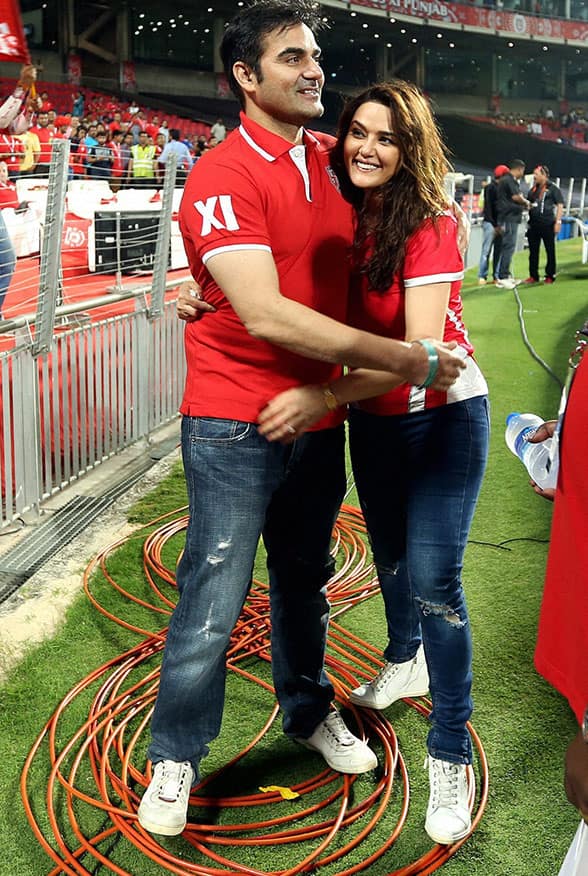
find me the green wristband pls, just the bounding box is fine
[414,339,439,388]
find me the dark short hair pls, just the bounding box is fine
[535,164,550,177]
[509,158,526,170]
[220,0,323,108]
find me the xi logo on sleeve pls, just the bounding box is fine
[194,195,240,236]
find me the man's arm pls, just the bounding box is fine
[205,249,464,386]
[258,281,454,441]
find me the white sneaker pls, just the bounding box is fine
[137,760,195,836]
[424,755,471,844]
[495,277,518,289]
[295,710,377,774]
[349,646,429,710]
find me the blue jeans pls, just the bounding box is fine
[349,396,489,764]
[498,221,519,279]
[0,212,16,317]
[148,417,346,778]
[478,221,502,281]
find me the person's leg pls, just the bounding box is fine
[147,416,289,779]
[478,221,494,281]
[349,409,422,662]
[542,223,557,279]
[492,230,503,280]
[0,212,16,317]
[400,397,489,765]
[264,424,377,773]
[264,426,346,738]
[527,224,541,281]
[498,222,517,278]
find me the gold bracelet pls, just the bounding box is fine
[321,384,339,411]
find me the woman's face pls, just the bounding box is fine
[343,100,401,190]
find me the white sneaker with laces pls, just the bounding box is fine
[295,710,377,774]
[349,645,429,710]
[424,755,471,844]
[137,759,195,836]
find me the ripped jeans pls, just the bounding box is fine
[147,417,346,778]
[349,396,489,764]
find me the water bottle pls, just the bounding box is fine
[505,412,558,490]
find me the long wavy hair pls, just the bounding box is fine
[331,81,452,291]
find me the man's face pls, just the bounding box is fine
[512,165,525,180]
[244,23,324,127]
[138,133,148,146]
[38,113,49,128]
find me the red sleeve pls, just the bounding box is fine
[179,160,271,268]
[403,214,464,288]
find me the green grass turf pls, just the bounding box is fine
[1,238,585,875]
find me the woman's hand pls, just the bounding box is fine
[258,385,331,444]
[527,420,557,500]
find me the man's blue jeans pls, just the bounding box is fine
[148,417,346,779]
[478,220,502,281]
[349,396,489,764]
[0,212,16,317]
[498,221,519,279]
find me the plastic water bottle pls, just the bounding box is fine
[505,412,558,490]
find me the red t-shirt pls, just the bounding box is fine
[179,113,352,427]
[349,213,486,415]
[31,125,53,164]
[0,181,19,209]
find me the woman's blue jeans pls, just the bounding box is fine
[147,417,346,779]
[349,396,489,764]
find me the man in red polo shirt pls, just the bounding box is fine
[138,0,465,839]
[30,111,53,177]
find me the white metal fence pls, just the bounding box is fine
[0,299,185,527]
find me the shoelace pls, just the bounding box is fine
[156,761,191,802]
[428,758,462,808]
[372,661,401,691]
[323,712,356,746]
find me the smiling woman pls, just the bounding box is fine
[344,103,401,190]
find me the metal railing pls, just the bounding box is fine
[0,143,187,528]
[1,296,186,527]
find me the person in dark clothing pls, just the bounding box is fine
[495,158,530,288]
[478,164,509,285]
[524,165,564,284]
[86,131,113,179]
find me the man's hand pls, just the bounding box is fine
[565,730,588,823]
[18,65,37,90]
[407,340,466,391]
[527,420,557,500]
[176,280,216,322]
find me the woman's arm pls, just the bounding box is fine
[258,281,452,442]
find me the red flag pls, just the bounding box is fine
[0,0,31,63]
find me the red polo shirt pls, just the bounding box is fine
[179,113,352,427]
[349,213,486,415]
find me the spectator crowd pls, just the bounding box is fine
[0,79,225,189]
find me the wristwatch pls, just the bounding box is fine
[582,704,588,742]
